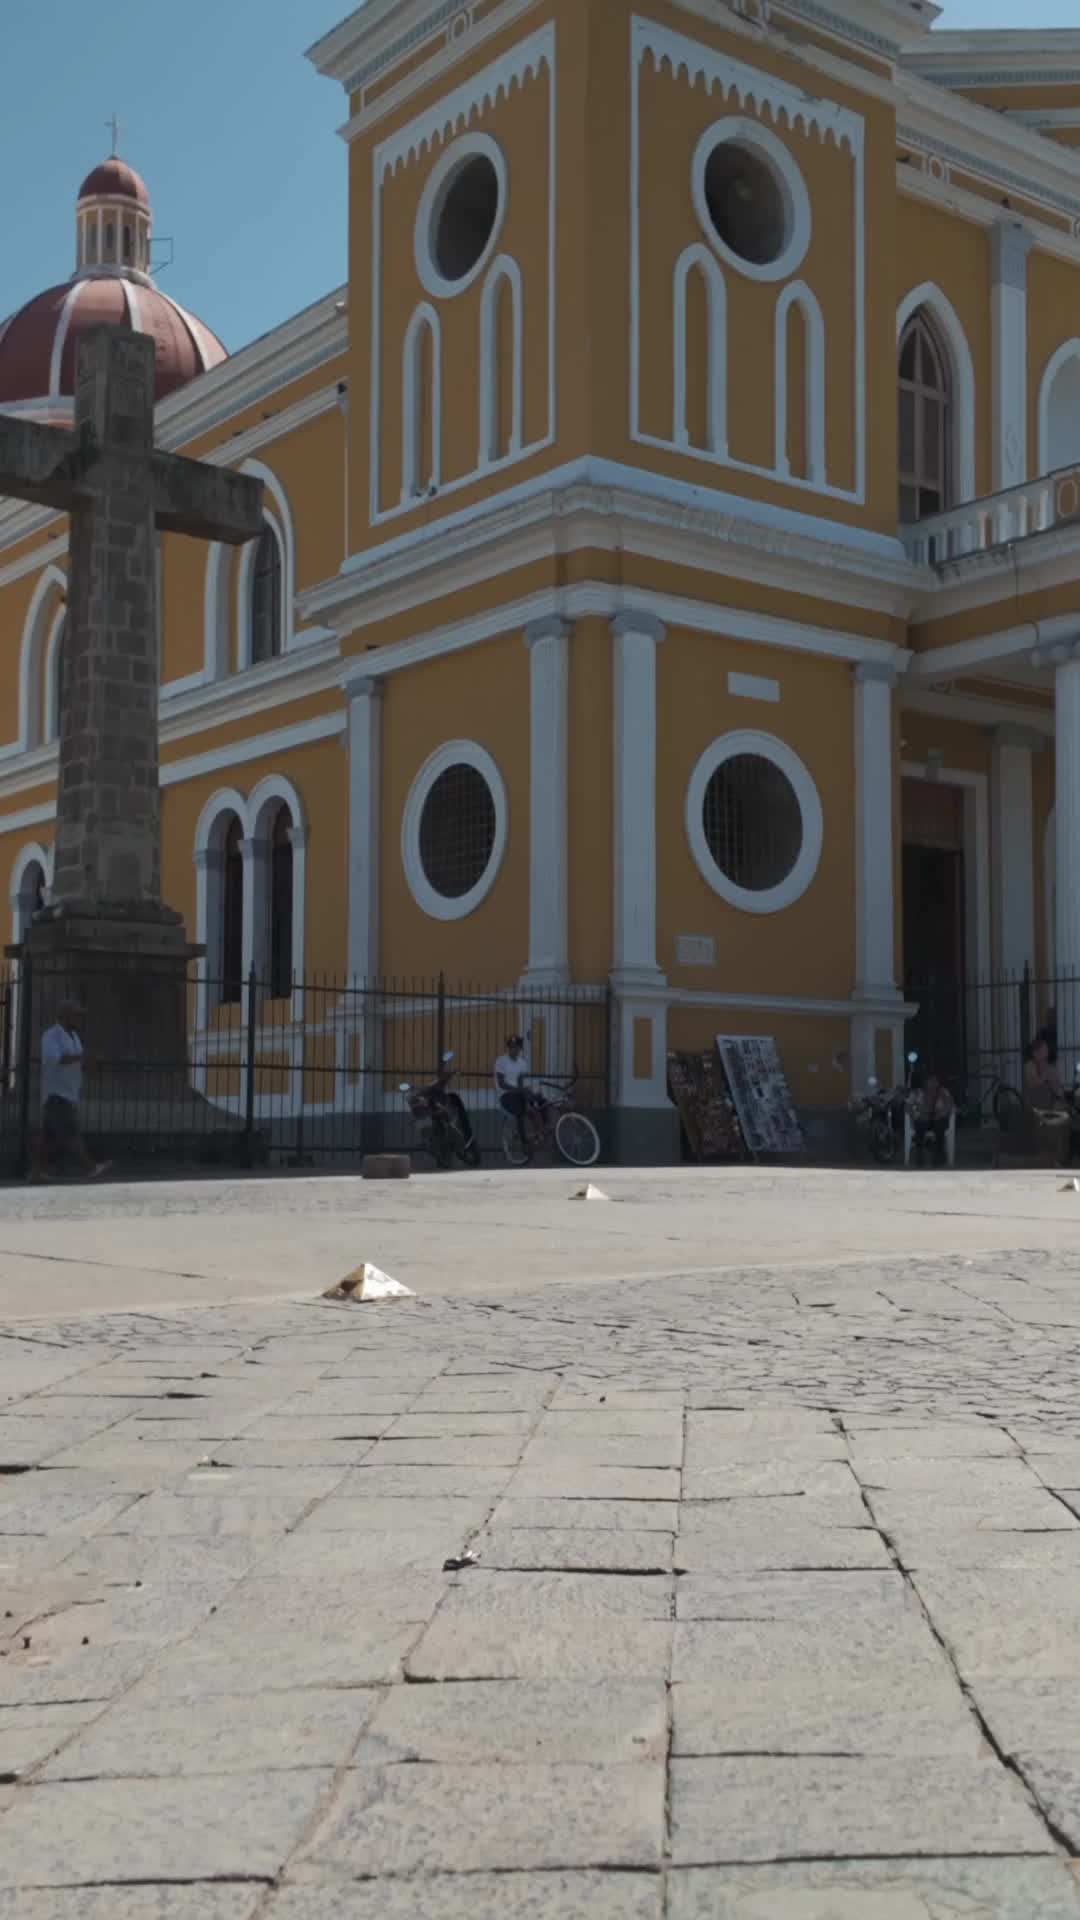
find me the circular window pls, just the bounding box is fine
[686,731,823,914]
[402,741,508,921]
[692,121,811,283]
[415,135,508,299]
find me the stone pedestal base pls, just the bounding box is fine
[13,905,199,1097]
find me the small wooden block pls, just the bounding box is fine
[361,1154,411,1180]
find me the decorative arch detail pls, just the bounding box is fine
[402,302,442,502]
[775,281,826,486]
[193,778,308,1036]
[1038,339,1080,477]
[204,458,296,680]
[673,245,727,456]
[17,564,66,751]
[479,256,524,466]
[896,282,976,506]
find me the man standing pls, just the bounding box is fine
[33,1000,109,1182]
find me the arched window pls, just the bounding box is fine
[221,816,244,1005]
[268,805,294,999]
[899,312,950,522]
[45,616,65,746]
[249,525,283,666]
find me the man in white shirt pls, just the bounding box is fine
[494,1032,533,1152]
[33,1000,108,1182]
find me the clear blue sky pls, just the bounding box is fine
[1,0,348,354]
[1,1,1076,356]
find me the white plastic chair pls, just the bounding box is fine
[903,1108,956,1168]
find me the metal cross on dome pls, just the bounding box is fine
[105,112,122,157]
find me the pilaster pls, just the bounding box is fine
[991,221,1032,494]
[344,674,382,984]
[522,617,571,986]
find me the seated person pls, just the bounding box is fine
[906,1068,954,1168]
[1023,1030,1065,1110]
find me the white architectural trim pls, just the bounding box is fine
[729,671,780,704]
[47,282,85,403]
[161,712,344,789]
[896,281,977,504]
[400,739,508,922]
[345,676,382,982]
[991,222,1031,493]
[18,565,66,751]
[238,461,296,664]
[523,616,570,984]
[672,245,726,455]
[236,511,287,673]
[686,729,825,915]
[774,280,827,486]
[9,840,52,942]
[479,255,524,466]
[247,772,309,1012]
[692,117,812,285]
[401,302,443,502]
[0,534,68,592]
[192,776,308,1032]
[1045,803,1056,974]
[1037,337,1080,477]
[42,606,65,747]
[630,14,865,502]
[853,665,897,996]
[414,132,508,301]
[612,612,666,984]
[193,787,248,1032]
[369,21,556,526]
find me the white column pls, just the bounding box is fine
[991,221,1032,494]
[1055,645,1080,979]
[851,662,903,1089]
[611,611,665,985]
[991,725,1038,978]
[523,616,571,985]
[853,663,897,996]
[345,675,382,983]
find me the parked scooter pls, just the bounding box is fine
[399,1052,481,1170]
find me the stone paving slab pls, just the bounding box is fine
[669,1756,1051,1861]
[294,1762,665,1876]
[5,1172,1080,1905]
[266,1874,663,1918]
[667,1860,1080,1917]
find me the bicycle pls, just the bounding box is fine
[500,1076,601,1169]
[950,1061,1023,1128]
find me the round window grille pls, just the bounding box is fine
[703,142,787,267]
[433,154,501,284]
[418,762,497,900]
[703,753,803,892]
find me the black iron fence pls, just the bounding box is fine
[905,966,1079,1114]
[0,953,612,1177]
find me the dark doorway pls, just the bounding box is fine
[902,776,968,1081]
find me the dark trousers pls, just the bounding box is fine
[912,1120,948,1167]
[500,1090,528,1144]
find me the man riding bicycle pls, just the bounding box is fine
[494,1033,545,1151]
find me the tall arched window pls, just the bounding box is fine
[899,312,950,522]
[249,525,283,666]
[221,816,244,1005]
[268,804,294,1000]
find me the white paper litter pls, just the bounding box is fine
[323,1263,414,1301]
[572,1183,611,1202]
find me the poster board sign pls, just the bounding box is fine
[715,1034,804,1155]
[666,1051,746,1162]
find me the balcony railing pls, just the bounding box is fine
[901,464,1080,566]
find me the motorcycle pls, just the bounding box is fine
[849,1052,919,1166]
[399,1052,481,1170]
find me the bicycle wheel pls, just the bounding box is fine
[555,1109,601,1168]
[501,1116,531,1168]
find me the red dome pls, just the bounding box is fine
[0,276,227,410]
[77,158,149,208]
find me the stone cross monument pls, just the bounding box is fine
[0,327,263,1084]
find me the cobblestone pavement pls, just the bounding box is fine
[5,1173,1080,1912]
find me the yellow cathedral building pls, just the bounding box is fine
[4,0,1080,1161]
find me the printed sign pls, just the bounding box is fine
[715,1034,804,1155]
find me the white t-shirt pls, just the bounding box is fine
[42,1025,82,1106]
[494,1053,528,1094]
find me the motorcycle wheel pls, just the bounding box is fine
[869,1117,897,1165]
[463,1140,482,1168]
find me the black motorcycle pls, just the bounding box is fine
[849,1052,919,1166]
[399,1052,481,1170]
